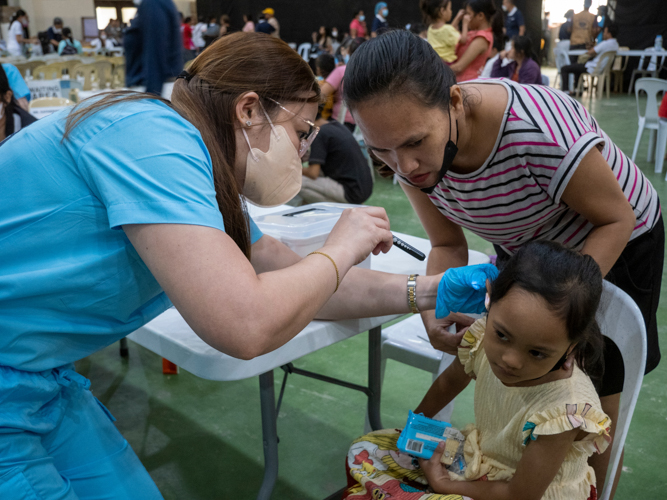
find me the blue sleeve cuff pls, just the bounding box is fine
[108,201,225,232]
[249,216,263,244]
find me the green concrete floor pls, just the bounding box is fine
[77,91,667,499]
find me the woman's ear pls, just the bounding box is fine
[2,90,13,105]
[449,85,464,118]
[234,91,260,128]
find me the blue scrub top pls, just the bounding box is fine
[2,63,31,101]
[0,99,262,372]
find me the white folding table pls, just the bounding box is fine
[128,231,437,499]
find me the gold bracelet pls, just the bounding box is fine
[308,251,340,293]
[408,274,420,314]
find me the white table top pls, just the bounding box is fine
[127,231,430,382]
[568,49,667,57]
[128,204,489,382]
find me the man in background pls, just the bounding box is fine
[300,107,373,205]
[262,8,280,38]
[124,0,182,96]
[47,18,63,53]
[502,0,525,40]
[560,22,619,95]
[569,0,596,62]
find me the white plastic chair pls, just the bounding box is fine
[553,40,571,89]
[541,74,549,86]
[378,250,490,424]
[630,78,667,166]
[597,282,647,500]
[628,47,667,95]
[297,42,311,62]
[575,51,617,100]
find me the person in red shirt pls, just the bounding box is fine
[660,94,667,120]
[350,9,367,38]
[181,14,195,64]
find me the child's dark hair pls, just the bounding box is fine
[511,35,535,62]
[420,0,450,25]
[315,52,335,79]
[465,0,504,51]
[489,241,605,382]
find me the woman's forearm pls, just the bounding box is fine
[580,220,634,277]
[316,267,439,319]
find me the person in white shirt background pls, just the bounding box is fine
[192,16,207,54]
[560,22,619,95]
[6,10,38,57]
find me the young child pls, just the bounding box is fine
[344,242,611,500]
[420,0,466,63]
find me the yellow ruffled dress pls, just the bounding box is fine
[453,318,612,500]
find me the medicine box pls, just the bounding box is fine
[397,410,465,474]
[253,203,371,268]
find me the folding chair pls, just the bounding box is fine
[575,51,617,100]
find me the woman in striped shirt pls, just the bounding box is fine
[344,30,662,496]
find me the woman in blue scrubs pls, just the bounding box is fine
[0,33,450,499]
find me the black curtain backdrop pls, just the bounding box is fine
[615,0,667,50]
[195,0,542,51]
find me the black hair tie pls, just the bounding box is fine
[177,70,193,82]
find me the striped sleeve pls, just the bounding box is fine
[548,131,605,203]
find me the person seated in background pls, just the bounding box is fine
[491,35,542,84]
[315,53,335,120]
[300,106,373,205]
[0,65,36,142]
[104,19,123,46]
[560,22,618,95]
[89,29,120,52]
[47,17,64,53]
[57,27,83,55]
[1,63,30,111]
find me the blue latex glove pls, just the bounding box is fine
[435,264,499,318]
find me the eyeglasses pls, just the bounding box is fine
[264,97,319,158]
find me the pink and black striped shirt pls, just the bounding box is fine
[428,79,660,254]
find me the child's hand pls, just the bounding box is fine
[418,442,454,493]
[424,312,475,355]
[463,14,471,25]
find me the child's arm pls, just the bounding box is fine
[414,356,472,418]
[419,428,580,500]
[458,14,470,45]
[452,9,465,30]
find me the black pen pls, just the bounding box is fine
[392,235,426,261]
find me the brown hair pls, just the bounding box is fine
[64,32,319,258]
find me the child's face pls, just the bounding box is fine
[484,288,572,386]
[442,2,453,23]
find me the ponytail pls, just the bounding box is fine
[62,27,74,43]
[10,9,26,24]
[573,320,605,388]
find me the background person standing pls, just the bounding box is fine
[262,8,280,38]
[124,0,182,95]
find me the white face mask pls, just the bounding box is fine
[241,109,302,207]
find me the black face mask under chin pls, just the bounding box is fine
[400,117,459,195]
